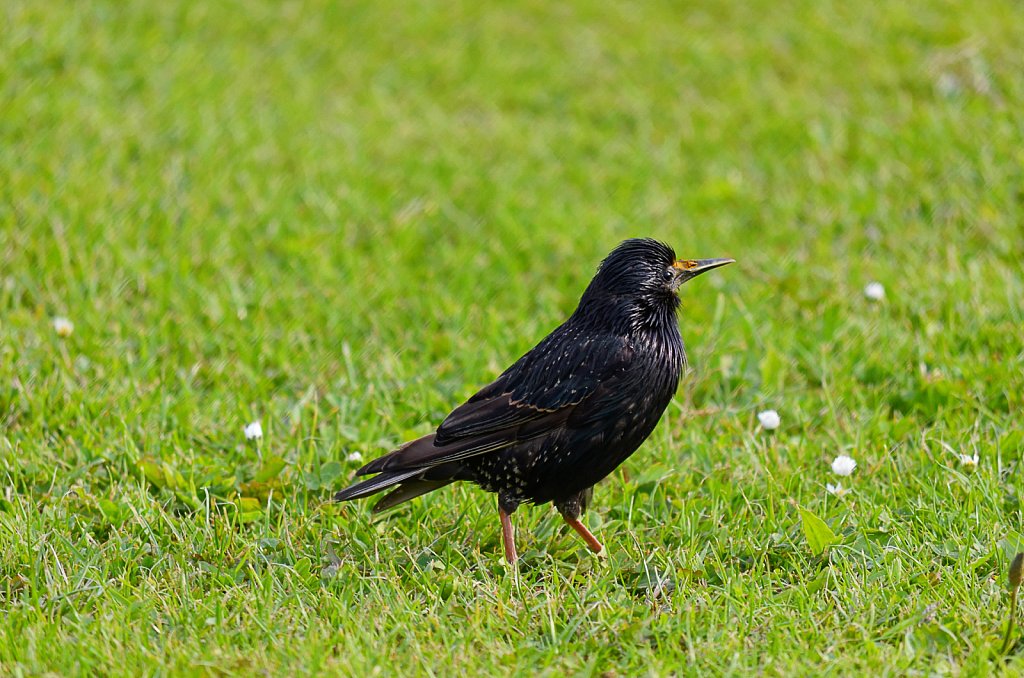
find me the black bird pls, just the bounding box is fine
[335,239,733,563]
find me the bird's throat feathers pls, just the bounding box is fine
[569,293,686,382]
[574,288,681,337]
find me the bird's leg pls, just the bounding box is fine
[555,489,604,555]
[498,499,518,564]
[562,515,604,554]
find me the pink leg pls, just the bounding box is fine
[563,515,604,554]
[499,506,518,563]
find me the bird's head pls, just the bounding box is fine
[577,238,734,329]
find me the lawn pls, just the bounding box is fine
[2,0,1024,674]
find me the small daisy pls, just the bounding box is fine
[244,421,263,441]
[957,453,979,470]
[826,483,850,497]
[53,317,74,337]
[864,282,885,301]
[936,72,960,97]
[345,451,364,463]
[831,454,857,477]
[757,410,780,431]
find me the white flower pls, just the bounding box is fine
[244,421,263,440]
[957,453,979,470]
[936,72,960,97]
[757,410,781,431]
[864,282,885,301]
[53,317,74,337]
[831,454,857,476]
[345,451,363,463]
[826,483,850,497]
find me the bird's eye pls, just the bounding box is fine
[661,268,675,282]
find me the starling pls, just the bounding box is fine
[335,239,733,563]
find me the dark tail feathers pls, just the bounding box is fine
[334,469,457,513]
[333,468,423,503]
[336,433,471,511]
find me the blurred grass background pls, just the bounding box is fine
[2,0,1024,674]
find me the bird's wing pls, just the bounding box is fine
[356,332,633,474]
[437,332,633,441]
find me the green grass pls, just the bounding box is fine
[2,0,1024,674]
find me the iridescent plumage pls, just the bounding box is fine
[335,239,733,562]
